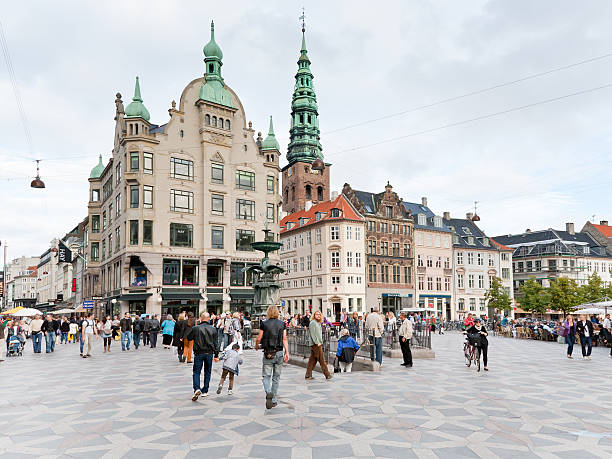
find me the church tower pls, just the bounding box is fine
[281,24,330,214]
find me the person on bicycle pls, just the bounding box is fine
[465,318,488,371]
[463,313,475,330]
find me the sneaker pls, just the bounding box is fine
[587,356,592,360]
[216,386,222,395]
[192,390,201,401]
[266,392,274,409]
[202,392,209,398]
[228,390,233,395]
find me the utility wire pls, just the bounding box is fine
[323,51,612,135]
[326,82,612,158]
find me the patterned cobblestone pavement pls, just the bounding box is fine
[1,332,611,458]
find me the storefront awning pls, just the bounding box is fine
[161,289,203,300]
[119,293,152,301]
[206,293,223,302]
[229,289,254,300]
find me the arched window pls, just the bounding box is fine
[317,186,323,201]
[225,120,230,130]
[291,186,295,201]
[285,187,289,201]
[212,116,217,127]
[208,63,214,73]
[205,114,210,125]
[129,124,133,135]
[219,118,224,129]
[305,185,312,200]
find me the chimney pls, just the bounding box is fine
[304,201,313,212]
[566,222,575,235]
[526,229,531,233]
[466,212,474,220]
[421,197,428,207]
[443,211,450,221]
[331,191,338,200]
[600,220,609,226]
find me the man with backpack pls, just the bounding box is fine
[336,328,360,372]
[256,305,289,409]
[132,315,143,349]
[81,313,98,358]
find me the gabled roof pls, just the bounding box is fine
[280,194,364,234]
[402,201,451,233]
[490,238,512,251]
[591,223,612,238]
[447,218,499,250]
[351,189,382,214]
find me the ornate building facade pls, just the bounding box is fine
[84,22,281,317]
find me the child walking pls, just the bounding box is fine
[216,343,243,395]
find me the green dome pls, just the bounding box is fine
[90,154,105,179]
[203,21,223,59]
[262,116,280,151]
[125,76,150,121]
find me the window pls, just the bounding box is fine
[467,252,474,264]
[267,176,274,193]
[315,228,321,243]
[143,186,153,208]
[355,227,361,240]
[470,298,476,311]
[317,186,323,201]
[211,163,223,183]
[307,255,312,270]
[445,277,451,291]
[476,253,483,266]
[346,226,352,239]
[130,185,139,208]
[211,194,224,214]
[331,226,339,240]
[211,226,224,249]
[436,277,442,290]
[91,242,99,261]
[417,255,423,267]
[435,257,441,268]
[267,203,275,222]
[236,229,255,251]
[182,260,199,286]
[458,274,464,288]
[317,277,323,286]
[368,240,376,254]
[108,233,113,254]
[143,220,153,245]
[355,253,362,267]
[143,152,153,174]
[488,275,494,288]
[236,170,255,190]
[392,243,400,256]
[212,116,217,127]
[331,276,340,285]
[300,257,304,271]
[468,274,475,288]
[346,251,353,267]
[316,253,322,269]
[130,220,138,245]
[108,204,113,224]
[163,259,180,285]
[501,253,509,261]
[171,157,194,180]
[386,206,393,218]
[381,241,389,255]
[91,189,100,202]
[91,215,100,233]
[427,256,433,268]
[205,114,210,125]
[170,189,194,213]
[236,199,255,220]
[130,151,139,171]
[330,208,341,218]
[230,262,245,286]
[393,266,400,283]
[102,211,107,230]
[418,276,424,290]
[348,276,353,284]
[116,162,122,183]
[457,252,463,265]
[306,231,311,244]
[381,265,389,283]
[331,251,340,268]
[170,223,193,247]
[427,277,433,290]
[115,227,121,251]
[369,265,377,282]
[444,257,450,269]
[502,267,510,279]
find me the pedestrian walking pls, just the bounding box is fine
[111,315,120,341]
[101,316,113,352]
[173,313,186,362]
[216,343,243,395]
[149,314,161,348]
[81,313,98,358]
[305,310,332,380]
[142,315,151,346]
[398,312,413,367]
[336,328,359,372]
[255,305,289,409]
[41,315,58,353]
[183,312,195,363]
[365,309,385,366]
[242,312,252,349]
[187,312,219,401]
[68,319,78,343]
[576,314,594,360]
[602,313,612,358]
[132,315,143,349]
[347,312,361,340]
[0,319,5,362]
[563,315,577,358]
[60,317,70,344]
[120,313,133,351]
[161,314,175,349]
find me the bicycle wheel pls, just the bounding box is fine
[475,347,481,372]
[464,343,471,367]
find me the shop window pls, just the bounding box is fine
[182,260,199,286]
[163,259,180,285]
[231,262,245,286]
[207,264,222,286]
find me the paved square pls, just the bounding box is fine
[1,333,611,458]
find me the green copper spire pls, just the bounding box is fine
[286,26,322,165]
[199,21,234,108]
[89,154,105,179]
[125,76,151,121]
[262,116,280,151]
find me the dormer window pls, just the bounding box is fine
[583,246,590,254]
[482,237,489,246]
[315,212,325,221]
[330,208,341,218]
[434,216,442,227]
[299,217,308,227]
[467,236,475,245]
[286,222,294,230]
[417,214,426,226]
[462,227,472,235]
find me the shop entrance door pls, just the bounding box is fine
[333,303,341,323]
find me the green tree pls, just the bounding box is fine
[549,277,582,316]
[517,278,550,314]
[580,272,604,303]
[485,276,512,311]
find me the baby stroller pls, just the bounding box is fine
[7,335,24,357]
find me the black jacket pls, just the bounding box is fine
[576,320,594,338]
[133,319,144,334]
[186,322,219,356]
[173,320,186,346]
[41,320,59,333]
[60,321,70,333]
[465,325,488,345]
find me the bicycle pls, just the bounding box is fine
[463,334,481,372]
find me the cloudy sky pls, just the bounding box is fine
[2,0,612,259]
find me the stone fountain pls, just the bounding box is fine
[245,228,284,316]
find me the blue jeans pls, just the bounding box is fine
[133,332,141,348]
[193,353,214,393]
[369,336,383,364]
[262,350,284,404]
[580,335,592,357]
[566,334,575,356]
[60,332,68,344]
[80,334,84,354]
[45,332,56,353]
[121,331,132,350]
[32,332,42,353]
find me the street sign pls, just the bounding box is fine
[83,301,94,309]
